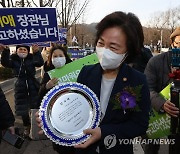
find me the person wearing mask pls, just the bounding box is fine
[0,44,44,137]
[38,45,73,154]
[37,11,151,154]
[0,86,15,143]
[38,45,72,101]
[144,27,180,154]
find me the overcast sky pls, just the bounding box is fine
[85,0,180,25]
[1,0,180,26]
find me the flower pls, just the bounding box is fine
[120,91,136,110]
[168,70,180,80]
[111,85,143,112]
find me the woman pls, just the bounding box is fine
[38,45,73,154]
[37,11,150,154]
[0,44,44,137]
[74,11,150,154]
[39,45,72,101]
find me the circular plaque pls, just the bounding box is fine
[39,82,101,146]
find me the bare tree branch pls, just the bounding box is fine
[0,0,6,7]
[31,0,38,7]
[67,0,89,30]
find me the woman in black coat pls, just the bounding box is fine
[0,44,44,136]
[38,45,73,154]
[0,86,15,143]
[39,45,72,101]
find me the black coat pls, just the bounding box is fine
[0,86,15,143]
[1,48,44,116]
[76,63,150,154]
[38,62,55,101]
[39,59,72,102]
[131,47,153,73]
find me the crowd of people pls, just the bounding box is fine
[0,11,180,154]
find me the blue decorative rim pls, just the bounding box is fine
[39,82,101,146]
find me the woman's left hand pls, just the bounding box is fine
[74,127,101,149]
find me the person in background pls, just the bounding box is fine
[0,85,15,143]
[37,11,151,154]
[144,27,180,154]
[39,45,72,101]
[40,46,51,78]
[38,45,72,154]
[41,47,50,63]
[0,44,44,137]
[129,46,153,73]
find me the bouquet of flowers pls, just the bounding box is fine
[168,69,180,80]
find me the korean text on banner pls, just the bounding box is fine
[48,53,99,82]
[147,84,171,139]
[0,8,59,45]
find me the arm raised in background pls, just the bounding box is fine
[0,44,13,68]
[32,44,44,67]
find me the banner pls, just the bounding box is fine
[48,53,98,82]
[0,8,59,45]
[68,49,85,59]
[146,84,171,139]
[58,28,67,44]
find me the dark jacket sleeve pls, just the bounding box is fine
[142,47,153,63]
[144,57,166,112]
[38,72,51,101]
[1,48,14,68]
[0,86,15,130]
[33,51,44,67]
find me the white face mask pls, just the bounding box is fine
[96,47,127,70]
[17,52,28,59]
[52,57,66,68]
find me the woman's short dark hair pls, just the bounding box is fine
[95,11,144,63]
[47,45,71,66]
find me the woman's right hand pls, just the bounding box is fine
[46,78,59,89]
[163,100,179,117]
[35,111,44,135]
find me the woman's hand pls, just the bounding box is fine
[46,78,59,89]
[32,44,39,53]
[35,111,44,135]
[163,100,179,117]
[74,127,101,149]
[8,126,15,135]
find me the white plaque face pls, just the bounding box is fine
[39,82,101,146]
[50,93,93,135]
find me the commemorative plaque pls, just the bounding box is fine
[39,82,101,146]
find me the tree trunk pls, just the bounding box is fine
[21,0,25,6]
[62,0,64,27]
[39,0,43,7]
